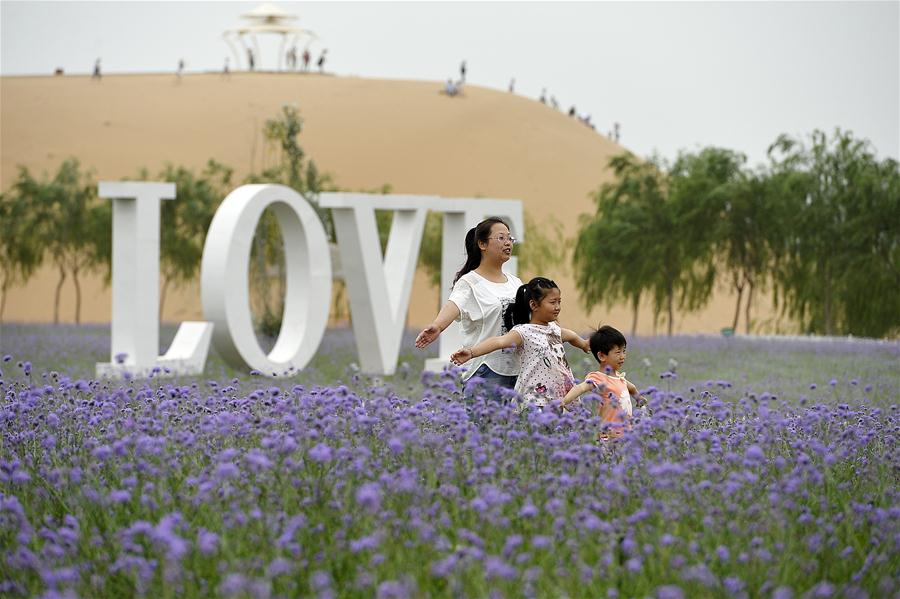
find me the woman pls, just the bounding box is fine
[415,217,522,389]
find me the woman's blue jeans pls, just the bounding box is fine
[464,364,517,397]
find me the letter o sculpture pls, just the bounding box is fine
[201,184,332,376]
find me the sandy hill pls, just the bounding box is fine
[1,72,776,334]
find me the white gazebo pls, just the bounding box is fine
[223,2,317,71]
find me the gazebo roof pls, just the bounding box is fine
[231,24,311,35]
[223,2,316,69]
[241,2,298,24]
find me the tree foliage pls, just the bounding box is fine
[244,104,331,337]
[767,129,900,336]
[0,190,44,321]
[126,161,233,318]
[671,147,766,333]
[4,123,897,338]
[575,131,900,338]
[575,153,718,336]
[2,159,106,324]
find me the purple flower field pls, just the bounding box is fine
[1,325,898,598]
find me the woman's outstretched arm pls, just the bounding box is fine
[415,301,461,348]
[450,330,523,365]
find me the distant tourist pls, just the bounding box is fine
[568,105,576,117]
[460,60,467,83]
[550,96,559,110]
[177,58,185,81]
[92,58,101,81]
[317,49,328,72]
[223,57,230,78]
[247,48,255,71]
[302,48,311,71]
[539,88,547,104]
[442,79,459,97]
[613,122,621,142]
[287,46,297,70]
[508,78,515,93]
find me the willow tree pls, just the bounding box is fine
[246,105,329,336]
[0,191,44,321]
[670,147,769,334]
[575,151,727,336]
[574,184,651,336]
[134,160,233,318]
[768,129,900,336]
[838,155,900,336]
[4,159,106,324]
[713,170,773,334]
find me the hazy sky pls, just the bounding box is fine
[2,1,898,166]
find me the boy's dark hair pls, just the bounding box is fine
[503,277,559,330]
[589,325,627,363]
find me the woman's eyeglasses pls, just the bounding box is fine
[487,234,517,244]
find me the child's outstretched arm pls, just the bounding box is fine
[450,330,523,365]
[560,328,590,353]
[626,379,647,407]
[561,381,593,410]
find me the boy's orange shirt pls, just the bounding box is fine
[585,370,633,436]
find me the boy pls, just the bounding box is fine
[561,325,644,438]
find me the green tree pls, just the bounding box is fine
[516,212,569,280]
[5,159,104,324]
[574,152,720,336]
[0,191,44,321]
[666,148,747,325]
[573,190,648,336]
[839,156,900,336]
[254,103,331,235]
[245,105,330,336]
[669,147,768,334]
[713,169,773,334]
[767,129,900,336]
[574,154,658,335]
[417,211,444,292]
[133,160,233,318]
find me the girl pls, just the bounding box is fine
[415,217,523,389]
[450,277,589,407]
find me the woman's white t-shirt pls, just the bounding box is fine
[448,270,523,379]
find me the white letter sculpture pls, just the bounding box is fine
[95,182,214,378]
[319,193,431,374]
[423,199,525,373]
[94,180,523,378]
[201,184,332,377]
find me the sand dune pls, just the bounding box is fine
[1,72,785,334]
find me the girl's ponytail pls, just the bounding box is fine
[503,277,559,330]
[504,284,532,330]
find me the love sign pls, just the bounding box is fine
[95,183,523,378]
